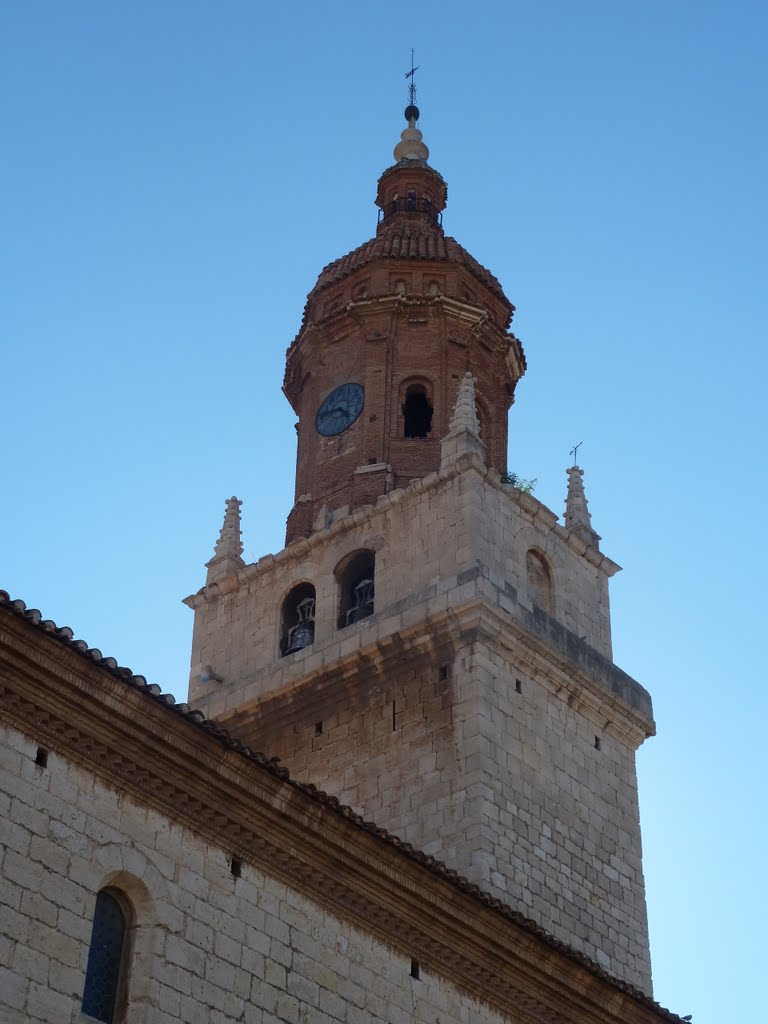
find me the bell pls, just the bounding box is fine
[346,578,374,625]
[285,621,314,654]
[285,596,316,654]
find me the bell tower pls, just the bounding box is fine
[185,101,658,996]
[284,104,525,542]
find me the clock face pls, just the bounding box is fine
[315,383,365,437]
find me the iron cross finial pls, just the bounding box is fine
[405,49,420,107]
[570,442,583,466]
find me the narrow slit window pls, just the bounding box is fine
[81,890,128,1023]
[35,746,48,768]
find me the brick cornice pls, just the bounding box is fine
[0,603,679,1024]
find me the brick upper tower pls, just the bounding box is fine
[186,99,658,997]
[284,104,526,542]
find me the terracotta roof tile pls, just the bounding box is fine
[311,221,512,313]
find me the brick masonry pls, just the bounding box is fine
[282,156,525,543]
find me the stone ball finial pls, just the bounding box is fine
[394,126,429,163]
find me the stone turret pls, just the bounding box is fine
[205,496,245,584]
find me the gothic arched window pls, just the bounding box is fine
[526,549,554,615]
[281,582,316,656]
[402,382,433,438]
[336,550,375,628]
[81,889,130,1023]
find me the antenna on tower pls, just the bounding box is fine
[570,441,583,465]
[405,49,420,108]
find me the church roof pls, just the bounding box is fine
[0,589,685,1023]
[311,222,514,314]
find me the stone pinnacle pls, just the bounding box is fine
[206,496,245,584]
[440,372,486,469]
[564,466,601,549]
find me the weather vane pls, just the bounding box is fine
[405,49,419,107]
[570,442,583,465]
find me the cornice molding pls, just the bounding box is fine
[0,605,679,1024]
[213,593,654,749]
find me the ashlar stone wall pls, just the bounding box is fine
[186,459,652,993]
[0,720,514,1024]
[465,637,651,988]
[238,628,652,993]
[188,459,616,717]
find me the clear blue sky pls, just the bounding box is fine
[2,3,766,1020]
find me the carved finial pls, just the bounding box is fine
[564,467,601,549]
[440,372,486,469]
[205,496,245,584]
[449,372,480,434]
[394,56,429,164]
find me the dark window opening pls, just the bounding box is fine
[230,858,242,878]
[35,746,48,768]
[81,890,128,1023]
[439,666,448,681]
[406,189,417,210]
[314,721,323,737]
[515,679,522,694]
[410,959,420,979]
[594,736,602,750]
[392,700,397,732]
[402,386,433,438]
[337,551,375,628]
[281,583,316,656]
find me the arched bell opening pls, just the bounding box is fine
[335,550,375,629]
[281,582,317,656]
[401,382,434,439]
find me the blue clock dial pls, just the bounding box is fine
[315,383,365,437]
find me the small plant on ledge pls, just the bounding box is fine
[501,471,537,494]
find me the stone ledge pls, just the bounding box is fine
[209,580,654,748]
